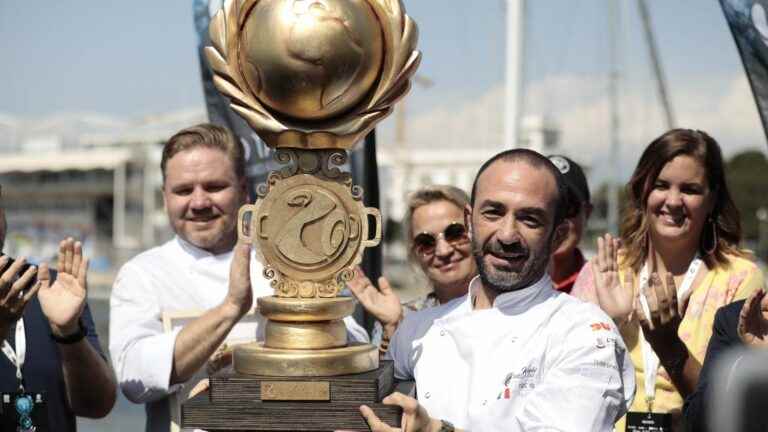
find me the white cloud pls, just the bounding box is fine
[393,71,767,186]
[377,85,505,152]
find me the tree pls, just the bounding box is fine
[726,150,768,243]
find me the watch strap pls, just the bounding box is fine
[50,320,86,345]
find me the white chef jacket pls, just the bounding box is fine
[109,236,369,432]
[387,275,635,432]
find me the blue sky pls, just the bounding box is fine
[1,0,765,182]
[0,1,745,116]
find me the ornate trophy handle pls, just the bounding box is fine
[238,204,259,244]
[361,207,382,248]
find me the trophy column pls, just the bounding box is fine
[183,0,421,429]
[234,149,381,378]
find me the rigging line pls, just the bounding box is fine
[522,0,536,117]
[637,0,676,129]
[607,0,622,235]
[621,0,642,154]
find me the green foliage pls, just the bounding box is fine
[726,149,768,242]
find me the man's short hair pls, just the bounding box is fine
[471,148,568,229]
[161,123,246,184]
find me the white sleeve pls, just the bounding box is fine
[109,263,183,403]
[498,318,635,432]
[343,315,370,344]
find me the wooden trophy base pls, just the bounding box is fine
[182,360,414,431]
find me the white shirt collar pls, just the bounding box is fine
[468,273,555,313]
[174,235,234,261]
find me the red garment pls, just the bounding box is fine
[553,248,586,294]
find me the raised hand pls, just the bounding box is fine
[223,240,253,318]
[738,288,768,347]
[591,233,635,321]
[358,392,440,432]
[38,238,88,337]
[347,267,402,330]
[0,256,39,331]
[635,272,685,359]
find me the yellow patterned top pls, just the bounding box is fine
[572,253,765,430]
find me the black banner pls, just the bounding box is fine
[721,0,768,146]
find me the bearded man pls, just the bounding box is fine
[360,149,635,432]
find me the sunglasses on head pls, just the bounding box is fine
[412,222,469,257]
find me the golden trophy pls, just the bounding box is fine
[182,0,420,430]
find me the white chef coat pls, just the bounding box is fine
[109,236,369,432]
[387,275,635,432]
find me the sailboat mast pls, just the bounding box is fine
[637,0,675,129]
[608,0,621,235]
[505,0,525,149]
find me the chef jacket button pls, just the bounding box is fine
[424,392,431,399]
[482,400,487,406]
[439,330,446,336]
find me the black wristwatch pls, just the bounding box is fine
[50,320,86,344]
[438,419,455,432]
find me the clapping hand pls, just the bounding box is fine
[591,233,635,322]
[0,256,39,331]
[738,288,768,347]
[223,240,253,318]
[347,267,403,332]
[635,272,685,360]
[38,238,88,337]
[635,272,680,326]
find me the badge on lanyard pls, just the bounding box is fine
[1,319,48,431]
[625,411,673,431]
[0,391,47,432]
[635,256,703,422]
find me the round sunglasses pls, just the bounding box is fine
[412,222,469,257]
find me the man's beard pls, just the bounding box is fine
[472,233,552,294]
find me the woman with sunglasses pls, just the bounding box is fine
[571,129,765,430]
[347,185,477,352]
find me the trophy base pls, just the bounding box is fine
[233,342,378,377]
[182,361,414,431]
[258,297,356,322]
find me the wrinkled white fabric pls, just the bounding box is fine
[110,236,369,432]
[387,275,635,432]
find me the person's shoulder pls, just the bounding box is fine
[396,294,469,340]
[555,290,606,315]
[719,299,746,316]
[551,293,621,337]
[715,299,746,331]
[112,239,179,288]
[720,253,760,272]
[713,253,765,290]
[402,292,438,312]
[120,238,177,270]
